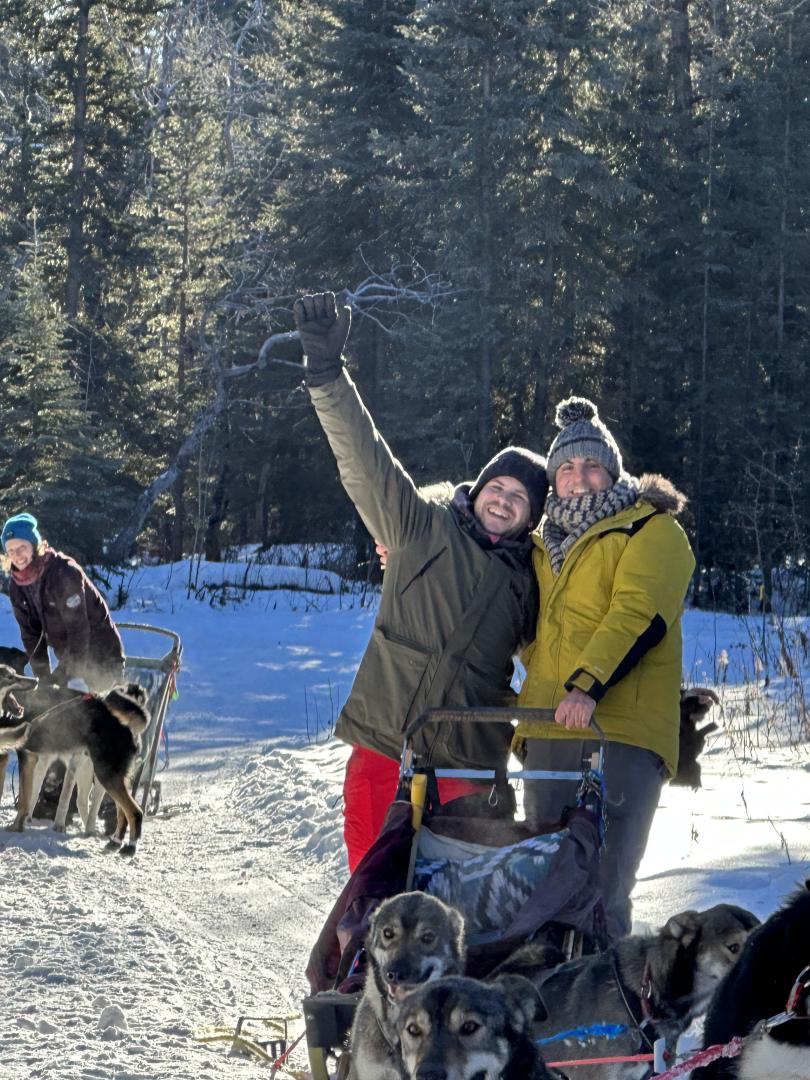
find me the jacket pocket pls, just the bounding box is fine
[366,625,434,731]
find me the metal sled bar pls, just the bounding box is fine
[401,709,606,775]
[117,622,182,671]
[424,768,592,782]
[403,705,558,739]
[135,662,176,812]
[117,623,182,814]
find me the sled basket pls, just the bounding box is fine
[302,706,607,1079]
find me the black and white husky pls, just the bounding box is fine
[0,664,149,855]
[696,881,810,1080]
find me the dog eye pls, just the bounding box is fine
[421,932,436,945]
[405,1022,422,1038]
[460,1020,480,1036]
[727,942,740,954]
[382,926,395,940]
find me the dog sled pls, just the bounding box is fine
[0,622,181,840]
[302,706,607,1080]
[119,622,182,818]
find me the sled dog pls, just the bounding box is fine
[0,664,148,854]
[0,645,33,805]
[396,973,553,1080]
[696,880,810,1080]
[672,686,720,789]
[348,891,466,1080]
[503,903,759,1080]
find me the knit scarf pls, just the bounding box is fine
[10,548,52,587]
[541,477,639,575]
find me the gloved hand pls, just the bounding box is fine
[293,292,352,387]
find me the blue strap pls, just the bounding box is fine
[537,1022,629,1046]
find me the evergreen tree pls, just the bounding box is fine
[0,229,121,557]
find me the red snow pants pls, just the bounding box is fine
[342,745,485,873]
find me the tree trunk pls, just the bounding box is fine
[476,58,494,464]
[171,192,191,561]
[204,458,231,562]
[669,0,693,113]
[529,241,556,435]
[65,0,94,321]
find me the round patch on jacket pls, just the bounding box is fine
[65,594,82,609]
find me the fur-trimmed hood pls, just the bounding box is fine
[637,473,687,516]
[418,480,456,507]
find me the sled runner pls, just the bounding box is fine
[302,706,607,1080]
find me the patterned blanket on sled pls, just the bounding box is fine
[413,828,566,940]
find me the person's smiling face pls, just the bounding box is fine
[5,539,35,571]
[555,457,614,498]
[473,476,531,536]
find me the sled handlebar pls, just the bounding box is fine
[118,622,183,671]
[400,708,606,787]
[403,706,604,740]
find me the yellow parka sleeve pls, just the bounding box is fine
[565,514,695,701]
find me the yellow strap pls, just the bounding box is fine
[410,772,427,828]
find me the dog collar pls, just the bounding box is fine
[786,964,810,1015]
[640,959,656,1023]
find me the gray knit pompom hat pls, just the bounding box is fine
[545,396,622,485]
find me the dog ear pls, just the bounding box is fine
[662,910,701,949]
[492,974,548,1029]
[680,687,720,721]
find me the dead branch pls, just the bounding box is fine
[106,264,456,561]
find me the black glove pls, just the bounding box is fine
[293,292,352,387]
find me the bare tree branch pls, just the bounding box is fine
[106,264,456,561]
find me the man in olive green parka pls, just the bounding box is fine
[293,292,547,871]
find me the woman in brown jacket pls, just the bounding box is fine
[2,512,124,693]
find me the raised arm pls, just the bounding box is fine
[294,292,434,548]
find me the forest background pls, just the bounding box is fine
[1,0,808,612]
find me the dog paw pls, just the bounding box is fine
[118,842,137,858]
[104,838,123,852]
[4,819,26,833]
[51,822,67,834]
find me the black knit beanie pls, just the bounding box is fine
[469,446,548,529]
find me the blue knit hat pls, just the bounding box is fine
[1,512,42,551]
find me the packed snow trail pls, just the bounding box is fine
[0,738,348,1079]
[1,562,809,1079]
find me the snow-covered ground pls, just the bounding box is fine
[0,554,808,1079]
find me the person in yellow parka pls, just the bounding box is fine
[516,396,695,941]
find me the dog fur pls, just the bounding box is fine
[0,664,149,854]
[672,686,720,789]
[0,645,32,805]
[396,973,553,1080]
[348,891,466,1080]
[503,903,759,1080]
[695,881,810,1080]
[20,682,148,839]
